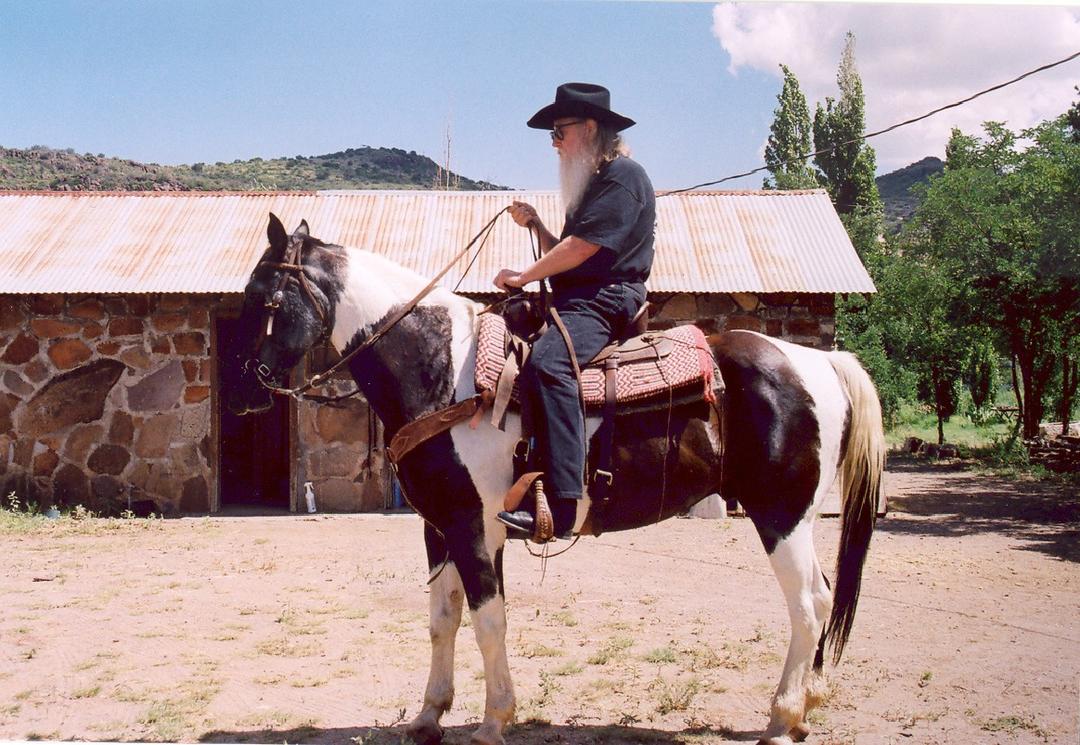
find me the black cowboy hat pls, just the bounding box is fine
[526,82,636,132]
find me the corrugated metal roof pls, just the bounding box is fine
[0,189,874,295]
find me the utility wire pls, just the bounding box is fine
[659,49,1080,198]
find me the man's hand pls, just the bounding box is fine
[493,268,527,291]
[508,201,538,228]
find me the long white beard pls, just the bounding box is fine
[559,153,596,215]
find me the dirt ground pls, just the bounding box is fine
[1,455,1078,745]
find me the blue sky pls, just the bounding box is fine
[2,1,1078,191]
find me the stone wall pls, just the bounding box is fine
[648,292,836,350]
[295,373,390,512]
[0,293,232,514]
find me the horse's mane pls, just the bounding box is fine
[340,246,479,319]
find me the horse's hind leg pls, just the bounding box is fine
[796,554,833,740]
[407,527,466,745]
[758,519,832,745]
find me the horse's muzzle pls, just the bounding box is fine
[227,386,274,416]
[227,359,277,415]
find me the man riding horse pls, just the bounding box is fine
[493,82,656,542]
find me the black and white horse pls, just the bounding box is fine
[228,215,886,745]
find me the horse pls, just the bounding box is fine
[227,214,886,745]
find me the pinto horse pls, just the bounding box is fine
[228,214,885,745]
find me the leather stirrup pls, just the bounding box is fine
[502,471,554,543]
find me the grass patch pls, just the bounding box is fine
[0,493,168,536]
[886,403,1012,450]
[651,676,701,715]
[290,676,328,688]
[548,610,578,627]
[521,643,563,659]
[643,645,679,664]
[254,635,321,658]
[586,636,633,665]
[552,661,583,676]
[70,684,101,699]
[236,709,319,732]
[136,671,221,741]
[520,671,560,720]
[980,714,1048,739]
[254,673,287,686]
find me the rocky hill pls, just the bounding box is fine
[876,156,944,230]
[0,145,505,192]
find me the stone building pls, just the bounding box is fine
[0,189,872,515]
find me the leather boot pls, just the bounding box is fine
[497,497,577,541]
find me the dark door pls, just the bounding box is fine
[216,315,291,510]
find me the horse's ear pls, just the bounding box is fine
[293,220,310,239]
[267,213,288,256]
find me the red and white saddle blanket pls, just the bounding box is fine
[474,312,717,410]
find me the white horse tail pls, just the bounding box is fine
[824,350,886,664]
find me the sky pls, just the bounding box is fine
[1,1,1078,191]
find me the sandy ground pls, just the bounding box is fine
[1,455,1078,745]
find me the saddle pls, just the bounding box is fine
[474,311,718,423]
[477,302,721,540]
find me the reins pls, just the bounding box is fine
[256,206,509,401]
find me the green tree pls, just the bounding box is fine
[764,65,819,190]
[964,335,999,417]
[1068,86,1079,142]
[908,116,1080,439]
[839,238,964,442]
[812,32,881,215]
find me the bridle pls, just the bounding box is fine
[248,207,509,402]
[246,232,332,394]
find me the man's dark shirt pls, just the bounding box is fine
[554,156,655,295]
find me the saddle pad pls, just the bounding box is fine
[474,312,716,408]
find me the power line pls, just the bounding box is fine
[659,49,1080,198]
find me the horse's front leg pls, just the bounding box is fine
[465,542,513,745]
[407,524,466,745]
[430,512,513,745]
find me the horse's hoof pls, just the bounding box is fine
[789,721,811,742]
[469,727,506,745]
[405,719,444,745]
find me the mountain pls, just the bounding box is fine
[0,145,506,192]
[876,156,944,230]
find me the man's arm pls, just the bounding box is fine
[508,201,558,254]
[493,235,600,290]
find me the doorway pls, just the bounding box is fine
[216,315,291,511]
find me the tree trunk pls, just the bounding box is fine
[932,365,946,445]
[1061,352,1077,437]
[1020,352,1039,439]
[1011,352,1024,430]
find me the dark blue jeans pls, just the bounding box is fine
[519,282,646,500]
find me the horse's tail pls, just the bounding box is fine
[823,350,886,664]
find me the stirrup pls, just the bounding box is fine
[500,473,555,543]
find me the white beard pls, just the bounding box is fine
[559,153,596,215]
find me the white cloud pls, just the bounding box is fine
[712,2,1080,173]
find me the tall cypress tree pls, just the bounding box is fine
[764,65,819,190]
[813,32,881,214]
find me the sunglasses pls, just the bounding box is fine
[549,120,586,142]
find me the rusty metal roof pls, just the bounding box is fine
[0,189,874,295]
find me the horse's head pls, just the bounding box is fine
[227,213,342,415]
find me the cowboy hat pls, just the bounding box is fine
[526,82,635,132]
